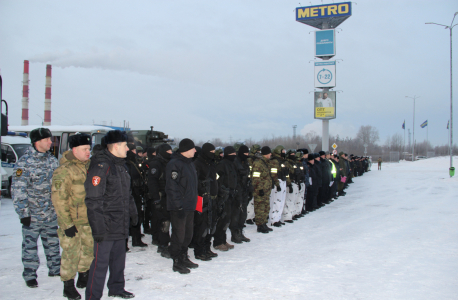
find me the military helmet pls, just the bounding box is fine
[272,145,285,156]
[233,141,245,152]
[214,148,223,158]
[250,144,261,154]
[295,152,302,160]
[286,149,296,157]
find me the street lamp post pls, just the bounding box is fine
[406,95,420,162]
[426,12,458,177]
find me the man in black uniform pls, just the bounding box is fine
[192,143,219,261]
[166,138,198,274]
[231,145,251,243]
[147,144,173,259]
[214,146,238,251]
[319,151,332,205]
[142,147,156,235]
[126,145,148,248]
[85,130,137,299]
[306,154,319,212]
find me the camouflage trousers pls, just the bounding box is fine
[57,224,94,281]
[253,192,270,226]
[22,220,61,281]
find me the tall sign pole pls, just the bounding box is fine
[296,2,352,152]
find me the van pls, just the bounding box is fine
[1,135,32,197]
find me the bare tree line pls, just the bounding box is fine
[174,125,456,161]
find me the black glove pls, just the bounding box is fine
[131,215,138,226]
[298,184,302,191]
[258,189,264,197]
[94,236,104,243]
[177,209,185,219]
[64,225,78,238]
[154,200,161,210]
[276,186,281,192]
[20,216,31,227]
[288,185,293,193]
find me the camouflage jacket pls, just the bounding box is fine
[267,159,281,189]
[251,156,273,192]
[12,146,59,222]
[51,150,91,229]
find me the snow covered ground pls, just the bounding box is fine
[1,156,458,300]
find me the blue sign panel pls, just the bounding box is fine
[315,29,335,57]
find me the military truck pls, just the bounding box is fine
[129,126,175,149]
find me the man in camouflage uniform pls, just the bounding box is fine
[246,144,261,224]
[251,146,274,233]
[12,128,60,288]
[51,133,93,300]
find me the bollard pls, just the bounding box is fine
[450,167,455,177]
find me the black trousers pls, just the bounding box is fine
[213,196,233,247]
[306,188,318,211]
[144,199,152,230]
[169,211,194,259]
[86,239,126,300]
[191,210,208,256]
[130,197,143,241]
[230,191,249,232]
[152,198,171,246]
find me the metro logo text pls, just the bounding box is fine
[296,2,351,20]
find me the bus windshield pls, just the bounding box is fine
[92,133,105,147]
[12,144,31,160]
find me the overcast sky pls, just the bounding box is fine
[1,0,457,146]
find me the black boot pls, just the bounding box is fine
[63,279,81,300]
[230,230,243,244]
[132,235,148,247]
[76,271,89,289]
[173,257,191,274]
[108,290,135,298]
[246,219,254,225]
[26,279,38,288]
[273,222,282,227]
[239,230,251,242]
[195,252,212,261]
[206,247,218,258]
[182,253,199,269]
[257,225,269,233]
[263,224,273,231]
[157,245,171,259]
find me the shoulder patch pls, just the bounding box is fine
[16,169,23,177]
[151,168,157,175]
[54,179,63,190]
[171,171,178,180]
[92,176,101,186]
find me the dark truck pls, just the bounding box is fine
[129,126,175,149]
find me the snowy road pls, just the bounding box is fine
[1,157,457,300]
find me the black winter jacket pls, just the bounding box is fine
[216,158,238,191]
[314,160,323,188]
[194,155,218,197]
[147,154,169,202]
[166,152,198,212]
[85,149,137,241]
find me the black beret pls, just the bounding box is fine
[104,130,128,144]
[30,128,52,144]
[69,133,91,149]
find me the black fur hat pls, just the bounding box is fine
[104,130,128,145]
[30,128,52,144]
[69,133,91,149]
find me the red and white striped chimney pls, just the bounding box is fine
[21,60,29,125]
[43,64,52,125]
